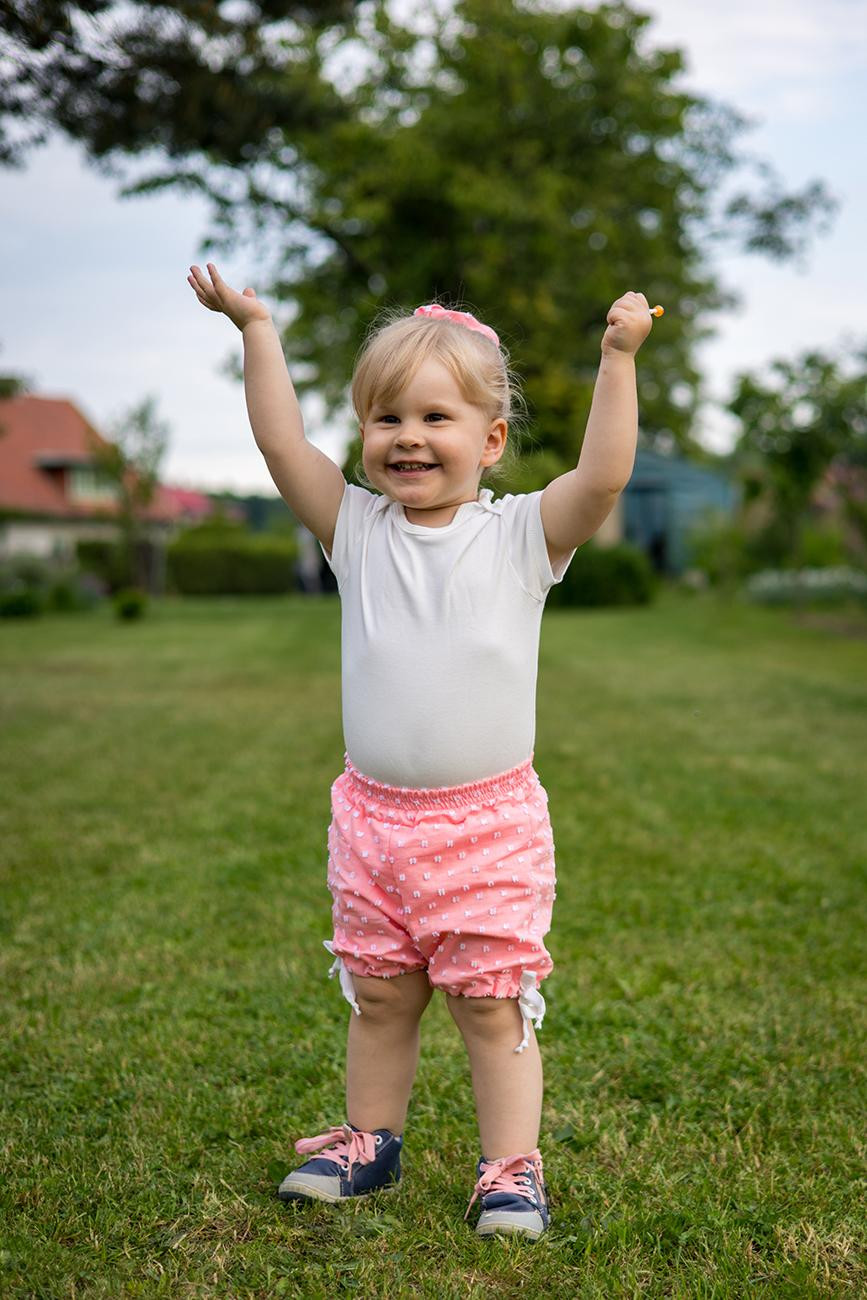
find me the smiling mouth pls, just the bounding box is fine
[388,462,440,474]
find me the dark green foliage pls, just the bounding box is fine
[726,342,867,566]
[76,537,129,590]
[207,491,298,533]
[112,585,148,620]
[0,553,102,616]
[0,0,361,167]
[167,526,298,594]
[262,1,834,471]
[0,371,32,398]
[546,539,657,607]
[0,584,43,617]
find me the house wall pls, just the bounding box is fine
[0,518,166,562]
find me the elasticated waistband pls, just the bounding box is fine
[341,752,538,811]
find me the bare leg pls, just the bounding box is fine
[346,969,434,1134]
[446,995,543,1159]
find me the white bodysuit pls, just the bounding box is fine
[320,484,577,788]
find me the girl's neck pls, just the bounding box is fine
[402,491,480,528]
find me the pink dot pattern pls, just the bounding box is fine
[325,753,557,999]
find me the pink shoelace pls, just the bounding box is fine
[464,1149,545,1220]
[294,1123,377,1179]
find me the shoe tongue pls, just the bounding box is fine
[349,1123,401,1144]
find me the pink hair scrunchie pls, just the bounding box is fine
[413,302,500,348]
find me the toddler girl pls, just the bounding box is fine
[187,263,653,1238]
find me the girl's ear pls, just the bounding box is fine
[481,417,508,465]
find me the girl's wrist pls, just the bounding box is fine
[242,314,274,336]
[599,345,637,364]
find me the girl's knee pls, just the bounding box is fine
[353,968,433,1019]
[446,992,520,1037]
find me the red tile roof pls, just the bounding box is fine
[0,394,215,523]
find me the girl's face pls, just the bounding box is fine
[359,358,507,525]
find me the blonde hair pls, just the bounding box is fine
[350,305,526,488]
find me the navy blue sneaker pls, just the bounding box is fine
[277,1122,402,1204]
[464,1149,550,1239]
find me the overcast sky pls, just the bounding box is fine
[1,0,865,494]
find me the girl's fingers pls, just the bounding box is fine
[190,264,221,295]
[189,266,214,297]
[187,275,220,311]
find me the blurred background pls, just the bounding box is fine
[1,0,865,612]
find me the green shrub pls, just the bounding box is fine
[113,587,148,620]
[545,540,657,608]
[0,584,45,617]
[167,529,298,595]
[0,554,102,616]
[75,539,130,592]
[686,509,757,586]
[48,572,103,611]
[793,521,849,569]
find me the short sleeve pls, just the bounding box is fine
[501,489,577,602]
[319,482,380,589]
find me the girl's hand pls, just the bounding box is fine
[187,262,271,332]
[601,291,653,357]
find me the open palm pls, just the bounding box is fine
[187,262,271,331]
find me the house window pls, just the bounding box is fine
[69,466,120,503]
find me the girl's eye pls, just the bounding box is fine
[377,412,449,423]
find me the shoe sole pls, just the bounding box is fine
[476,1215,547,1240]
[476,1222,544,1239]
[278,1179,400,1205]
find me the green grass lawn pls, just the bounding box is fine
[1,589,865,1298]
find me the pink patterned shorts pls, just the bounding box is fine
[324,753,557,1045]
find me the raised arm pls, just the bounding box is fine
[540,291,653,568]
[188,263,345,554]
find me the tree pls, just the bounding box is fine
[2,1,838,478]
[0,374,32,399]
[0,1,361,167]
[270,0,837,478]
[88,394,170,589]
[726,343,867,564]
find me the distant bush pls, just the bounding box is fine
[688,507,859,588]
[113,586,148,620]
[545,540,657,608]
[76,539,129,592]
[686,510,757,586]
[792,521,850,569]
[0,554,102,617]
[167,522,298,595]
[0,584,45,617]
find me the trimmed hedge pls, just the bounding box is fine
[166,532,298,595]
[545,540,658,608]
